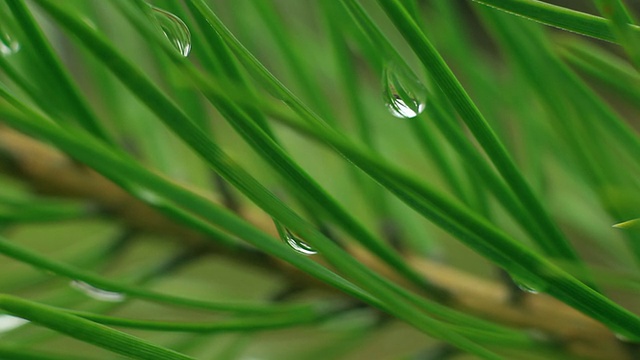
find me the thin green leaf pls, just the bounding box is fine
[613,218,640,231]
[476,7,640,258]
[374,0,581,264]
[0,100,500,358]
[6,0,114,144]
[470,0,631,42]
[0,294,194,360]
[0,233,314,315]
[592,0,640,70]
[558,38,640,105]
[65,309,323,333]
[84,0,446,298]
[264,101,640,340]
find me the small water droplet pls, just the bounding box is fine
[284,229,317,255]
[615,333,630,342]
[510,275,545,294]
[81,17,98,31]
[514,280,539,294]
[615,332,640,343]
[70,280,126,302]
[0,28,20,56]
[151,6,191,57]
[132,186,163,205]
[0,315,28,334]
[382,63,427,119]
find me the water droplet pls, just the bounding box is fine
[615,332,640,343]
[510,274,545,294]
[134,187,163,205]
[81,17,98,31]
[616,333,630,342]
[514,280,539,294]
[0,28,20,56]
[70,280,126,302]
[284,229,317,255]
[382,63,427,119]
[151,6,191,57]
[0,315,28,334]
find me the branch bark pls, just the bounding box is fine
[0,126,631,360]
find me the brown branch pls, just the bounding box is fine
[0,126,631,360]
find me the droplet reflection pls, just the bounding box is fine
[70,280,126,302]
[510,275,544,295]
[615,332,640,343]
[513,280,539,294]
[0,28,20,56]
[284,229,317,255]
[151,6,191,57]
[382,63,427,119]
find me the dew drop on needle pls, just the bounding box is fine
[615,332,640,343]
[151,6,191,57]
[70,280,126,302]
[0,27,20,56]
[284,229,317,255]
[510,274,545,295]
[382,63,427,119]
[134,187,163,206]
[514,280,539,294]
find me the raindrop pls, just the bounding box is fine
[0,315,28,334]
[0,28,20,56]
[70,280,126,302]
[382,63,427,119]
[284,229,317,255]
[151,6,191,57]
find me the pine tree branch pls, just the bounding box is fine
[0,126,631,360]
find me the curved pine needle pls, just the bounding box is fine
[66,310,322,333]
[0,233,318,315]
[0,295,194,360]
[470,0,640,43]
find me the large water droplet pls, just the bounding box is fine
[70,280,126,302]
[284,229,317,255]
[0,315,28,334]
[0,28,20,56]
[382,63,427,119]
[151,6,191,57]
